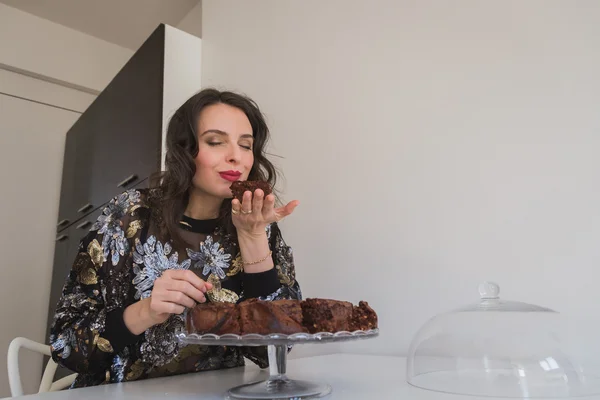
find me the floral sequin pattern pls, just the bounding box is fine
[206,273,240,304]
[140,314,184,366]
[258,287,285,302]
[227,253,243,277]
[132,236,191,300]
[50,329,75,359]
[92,190,141,231]
[91,189,142,266]
[49,190,303,388]
[187,235,231,279]
[272,230,296,287]
[111,348,130,383]
[266,223,272,240]
[89,309,106,333]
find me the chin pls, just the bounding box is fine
[190,183,231,200]
[218,188,234,199]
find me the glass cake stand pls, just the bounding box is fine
[177,329,379,399]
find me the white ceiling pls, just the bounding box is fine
[0,0,201,50]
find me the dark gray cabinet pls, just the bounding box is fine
[54,24,164,233]
[85,30,164,211]
[48,207,104,316]
[72,114,96,220]
[45,206,103,382]
[56,129,77,231]
[46,24,167,377]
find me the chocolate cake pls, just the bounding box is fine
[186,298,378,335]
[349,301,378,331]
[230,180,272,202]
[301,298,353,333]
[239,299,307,335]
[185,302,241,335]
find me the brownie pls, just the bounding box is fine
[239,299,307,335]
[230,180,272,202]
[349,301,378,331]
[186,298,378,336]
[301,298,353,333]
[186,302,241,335]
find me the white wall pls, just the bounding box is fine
[0,88,82,397]
[0,71,94,396]
[201,0,600,357]
[0,18,206,393]
[0,3,133,93]
[162,26,202,170]
[177,0,202,39]
[0,69,95,113]
[0,5,130,395]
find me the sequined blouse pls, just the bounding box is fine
[49,188,301,388]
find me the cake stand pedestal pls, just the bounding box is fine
[177,330,379,400]
[231,344,330,399]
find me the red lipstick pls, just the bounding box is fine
[219,170,242,182]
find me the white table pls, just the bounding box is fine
[9,354,600,400]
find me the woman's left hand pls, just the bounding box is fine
[232,189,299,237]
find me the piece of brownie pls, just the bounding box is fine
[186,298,378,336]
[349,301,378,331]
[186,302,241,335]
[239,299,307,335]
[301,298,353,333]
[230,180,272,202]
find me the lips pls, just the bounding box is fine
[219,171,242,182]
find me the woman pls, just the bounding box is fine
[49,88,301,387]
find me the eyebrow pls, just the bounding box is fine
[201,129,253,139]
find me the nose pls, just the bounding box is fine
[226,143,241,165]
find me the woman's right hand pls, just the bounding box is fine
[147,269,213,325]
[124,270,213,335]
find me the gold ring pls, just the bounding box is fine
[241,210,253,215]
[232,209,240,215]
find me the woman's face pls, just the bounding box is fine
[192,103,255,199]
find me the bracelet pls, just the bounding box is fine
[243,250,272,266]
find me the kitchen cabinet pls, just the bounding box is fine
[44,23,202,381]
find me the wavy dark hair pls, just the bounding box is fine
[150,88,278,245]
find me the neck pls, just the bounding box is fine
[185,188,222,220]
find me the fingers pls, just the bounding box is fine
[234,190,270,216]
[231,198,242,215]
[241,190,253,214]
[167,304,186,315]
[275,200,300,221]
[165,290,197,308]
[166,279,206,304]
[252,189,264,214]
[150,270,217,319]
[263,193,275,216]
[150,297,185,316]
[231,188,299,230]
[165,270,213,293]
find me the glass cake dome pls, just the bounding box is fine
[407,282,600,398]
